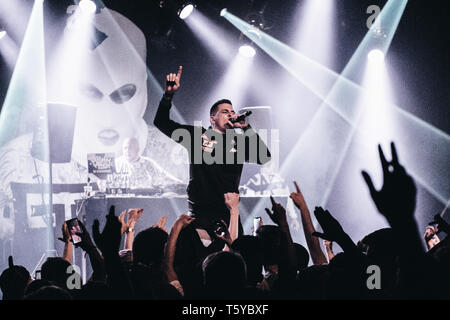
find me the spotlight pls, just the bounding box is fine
[79,0,96,14]
[220,8,227,17]
[368,49,385,63]
[239,44,256,58]
[178,3,194,20]
[0,30,6,40]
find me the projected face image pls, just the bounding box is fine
[70,9,149,166]
[122,137,140,162]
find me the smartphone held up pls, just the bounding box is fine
[66,218,83,244]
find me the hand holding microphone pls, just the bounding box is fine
[228,111,252,129]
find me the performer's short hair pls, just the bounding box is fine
[210,99,232,116]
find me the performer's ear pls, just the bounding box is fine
[210,115,215,126]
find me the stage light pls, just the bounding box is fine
[368,49,384,63]
[239,44,255,58]
[79,0,96,14]
[200,52,254,124]
[224,0,450,240]
[0,31,6,40]
[178,3,194,20]
[220,8,227,17]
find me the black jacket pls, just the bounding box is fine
[154,95,271,225]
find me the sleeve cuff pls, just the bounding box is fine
[163,92,174,101]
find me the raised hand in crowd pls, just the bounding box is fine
[362,142,417,227]
[265,196,297,282]
[312,207,345,242]
[119,208,143,235]
[58,221,70,244]
[118,210,128,235]
[118,208,144,251]
[75,220,106,283]
[312,207,359,256]
[164,214,196,289]
[362,142,423,258]
[128,208,143,227]
[93,206,122,257]
[324,240,335,261]
[290,182,328,265]
[224,192,240,211]
[74,220,97,253]
[214,219,233,249]
[58,222,73,264]
[290,182,308,211]
[265,196,288,227]
[429,213,450,235]
[225,192,240,242]
[152,216,168,233]
[93,206,132,297]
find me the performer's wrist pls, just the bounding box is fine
[163,91,174,100]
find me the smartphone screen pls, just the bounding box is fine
[66,218,82,244]
[253,217,261,236]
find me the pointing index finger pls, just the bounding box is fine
[293,181,300,193]
[270,195,276,207]
[108,205,115,217]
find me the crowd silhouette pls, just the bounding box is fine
[1,142,449,300]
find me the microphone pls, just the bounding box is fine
[230,111,252,123]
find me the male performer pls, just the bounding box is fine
[154,66,271,234]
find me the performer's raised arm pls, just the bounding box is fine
[153,66,192,139]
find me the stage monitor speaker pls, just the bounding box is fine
[31,103,77,163]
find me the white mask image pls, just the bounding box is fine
[66,8,149,166]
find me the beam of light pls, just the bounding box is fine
[241,0,337,237]
[183,9,235,61]
[198,52,254,124]
[311,0,449,207]
[0,0,47,147]
[290,0,335,68]
[0,32,19,68]
[0,0,54,267]
[221,8,356,116]
[179,4,194,20]
[47,6,95,104]
[0,31,6,40]
[318,50,400,240]
[0,0,31,42]
[222,1,450,206]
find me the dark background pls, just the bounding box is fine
[0,0,448,255]
[0,0,448,131]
